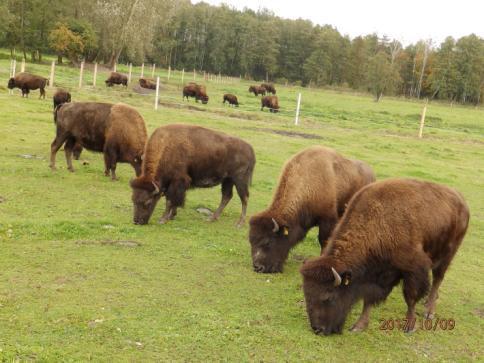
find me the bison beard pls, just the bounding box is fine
[249,146,375,273]
[300,178,469,335]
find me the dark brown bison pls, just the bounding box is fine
[139,78,156,90]
[105,72,128,87]
[261,95,279,113]
[50,102,147,180]
[261,83,276,94]
[130,124,255,227]
[8,72,48,98]
[53,89,71,109]
[182,83,209,104]
[300,178,469,335]
[248,85,266,96]
[223,93,239,107]
[249,146,375,273]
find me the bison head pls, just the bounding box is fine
[8,78,15,89]
[248,215,295,273]
[199,95,209,104]
[130,177,164,225]
[300,257,354,335]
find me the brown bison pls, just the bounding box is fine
[248,85,266,96]
[261,83,276,94]
[53,89,71,109]
[182,83,209,104]
[8,72,48,98]
[223,93,239,107]
[105,72,128,87]
[50,102,147,180]
[249,146,375,273]
[130,124,255,226]
[301,178,469,335]
[139,78,156,90]
[261,95,279,113]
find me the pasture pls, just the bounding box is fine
[0,53,483,361]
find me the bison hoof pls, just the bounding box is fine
[349,323,368,332]
[423,312,434,320]
[208,215,219,222]
[49,165,57,171]
[158,218,170,225]
[236,221,245,228]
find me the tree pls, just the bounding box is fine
[366,50,401,101]
[49,23,84,64]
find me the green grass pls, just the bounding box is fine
[0,53,483,362]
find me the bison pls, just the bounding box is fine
[139,78,157,90]
[261,83,276,94]
[105,72,128,87]
[130,124,255,227]
[8,72,48,98]
[53,89,71,109]
[249,146,375,273]
[50,102,147,180]
[248,85,266,96]
[260,95,279,113]
[223,93,239,107]
[300,178,469,335]
[182,83,209,104]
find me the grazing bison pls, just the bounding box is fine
[182,83,209,104]
[105,72,128,87]
[249,146,375,273]
[50,102,147,180]
[53,89,71,109]
[8,72,48,98]
[248,85,266,96]
[223,93,239,107]
[261,95,279,113]
[139,78,156,90]
[130,124,255,226]
[261,83,276,94]
[300,178,469,335]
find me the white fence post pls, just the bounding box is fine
[49,60,55,87]
[128,63,132,84]
[418,100,428,138]
[141,63,144,78]
[78,61,84,88]
[20,58,25,72]
[93,62,98,87]
[181,68,185,84]
[167,66,171,80]
[12,59,16,77]
[294,93,302,125]
[154,76,160,110]
[113,62,117,72]
[193,69,196,81]
[151,63,155,78]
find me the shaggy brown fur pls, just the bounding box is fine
[261,83,276,94]
[50,102,147,179]
[105,72,128,87]
[261,95,279,113]
[249,146,375,273]
[300,178,469,335]
[8,72,48,98]
[223,93,239,107]
[53,89,71,109]
[139,78,157,90]
[130,124,255,227]
[248,85,266,96]
[182,83,209,104]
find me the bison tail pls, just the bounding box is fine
[53,103,64,123]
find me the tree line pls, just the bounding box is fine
[1,0,482,104]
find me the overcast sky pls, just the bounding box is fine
[193,0,483,45]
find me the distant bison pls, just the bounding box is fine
[249,146,375,273]
[261,83,276,94]
[223,93,239,107]
[130,124,255,226]
[53,89,71,109]
[8,72,48,98]
[301,179,469,335]
[139,78,156,90]
[248,85,266,96]
[182,83,209,104]
[105,72,128,87]
[51,102,147,180]
[261,95,279,113]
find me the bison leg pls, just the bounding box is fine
[234,181,249,227]
[64,137,76,172]
[40,87,46,99]
[318,214,338,250]
[103,145,118,181]
[159,199,177,224]
[210,179,234,222]
[50,135,68,170]
[350,300,372,332]
[424,256,453,319]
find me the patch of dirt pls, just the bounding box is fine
[473,307,484,318]
[132,84,157,95]
[0,196,5,203]
[18,154,45,160]
[158,100,207,111]
[76,240,141,247]
[196,207,213,216]
[243,127,324,140]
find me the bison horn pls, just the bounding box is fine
[152,181,160,195]
[331,267,342,286]
[271,218,279,233]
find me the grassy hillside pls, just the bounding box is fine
[0,54,483,361]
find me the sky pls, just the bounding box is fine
[193,0,483,46]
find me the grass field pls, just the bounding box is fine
[0,53,483,361]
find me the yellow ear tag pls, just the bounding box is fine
[283,227,289,236]
[344,278,350,286]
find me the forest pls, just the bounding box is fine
[1,0,483,104]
